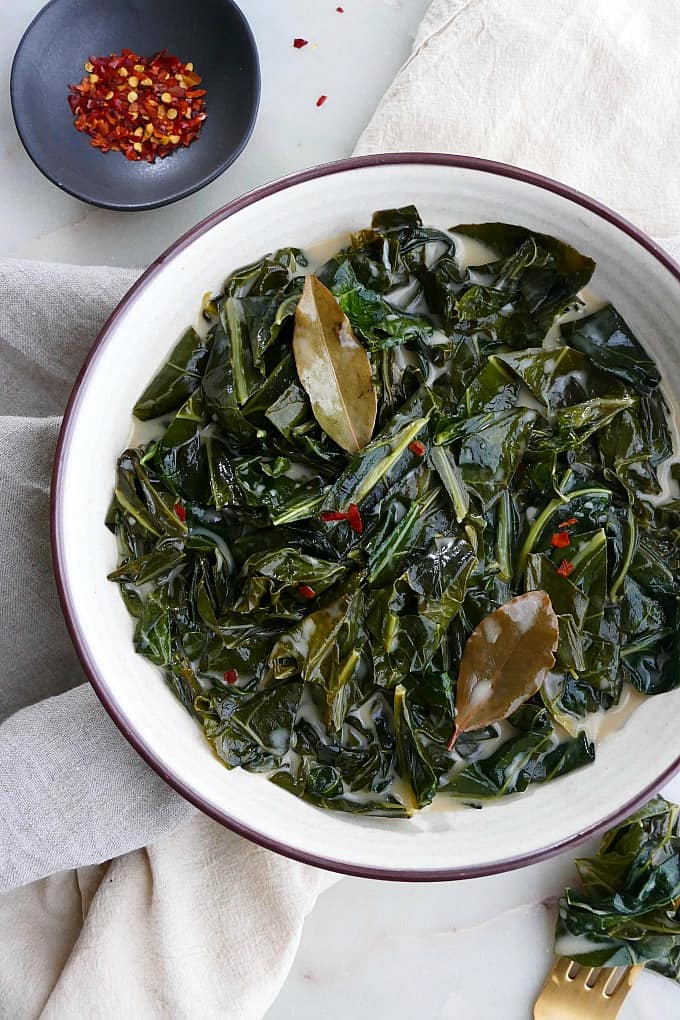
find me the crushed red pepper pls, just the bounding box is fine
[347,503,363,533]
[408,440,426,456]
[556,560,575,578]
[316,94,328,107]
[320,504,363,533]
[559,516,578,529]
[67,48,207,162]
[293,37,309,48]
[550,531,571,549]
[223,669,239,684]
[298,584,316,599]
[173,503,187,522]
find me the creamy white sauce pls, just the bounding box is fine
[388,279,421,309]
[450,232,498,270]
[268,727,291,754]
[580,686,647,742]
[554,934,607,959]
[127,416,165,448]
[502,592,544,633]
[303,232,351,272]
[348,696,380,731]
[482,619,501,644]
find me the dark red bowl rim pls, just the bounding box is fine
[51,152,680,881]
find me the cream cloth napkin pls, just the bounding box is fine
[355,0,680,237]
[3,0,680,1016]
[0,259,334,1020]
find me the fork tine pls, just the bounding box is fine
[602,967,624,995]
[585,967,611,990]
[583,966,599,988]
[606,965,642,1004]
[553,957,575,981]
[534,959,643,1020]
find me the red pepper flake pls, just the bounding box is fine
[550,531,571,549]
[298,584,316,599]
[347,503,363,534]
[336,5,344,11]
[559,516,578,529]
[556,560,575,578]
[67,49,207,162]
[223,669,239,685]
[408,440,426,456]
[320,505,362,532]
[173,503,187,522]
[316,94,328,107]
[293,37,309,48]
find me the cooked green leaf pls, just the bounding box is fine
[134,327,212,421]
[555,797,680,980]
[562,305,661,395]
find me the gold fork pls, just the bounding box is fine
[534,958,643,1019]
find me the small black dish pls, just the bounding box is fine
[10,0,260,211]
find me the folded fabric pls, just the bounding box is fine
[355,0,680,237]
[0,259,195,890]
[0,814,333,1020]
[0,257,335,1019]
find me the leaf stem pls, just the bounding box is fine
[447,725,461,752]
[429,445,469,523]
[609,506,637,602]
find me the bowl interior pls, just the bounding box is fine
[11,0,259,210]
[54,158,680,878]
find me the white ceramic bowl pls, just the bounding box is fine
[52,154,680,880]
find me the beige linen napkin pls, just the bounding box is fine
[3,0,680,1016]
[0,259,334,1020]
[0,815,330,1020]
[355,0,680,237]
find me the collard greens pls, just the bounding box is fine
[107,208,679,816]
[556,797,680,981]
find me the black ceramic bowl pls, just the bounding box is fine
[10,0,260,210]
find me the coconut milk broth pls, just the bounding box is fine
[125,224,679,818]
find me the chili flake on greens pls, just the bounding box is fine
[320,505,363,533]
[67,48,206,162]
[550,530,571,549]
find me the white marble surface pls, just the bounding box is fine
[265,775,680,1020]
[4,2,680,1017]
[2,0,430,265]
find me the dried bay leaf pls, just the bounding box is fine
[449,590,559,748]
[293,275,377,453]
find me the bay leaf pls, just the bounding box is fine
[450,590,559,748]
[292,275,377,453]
